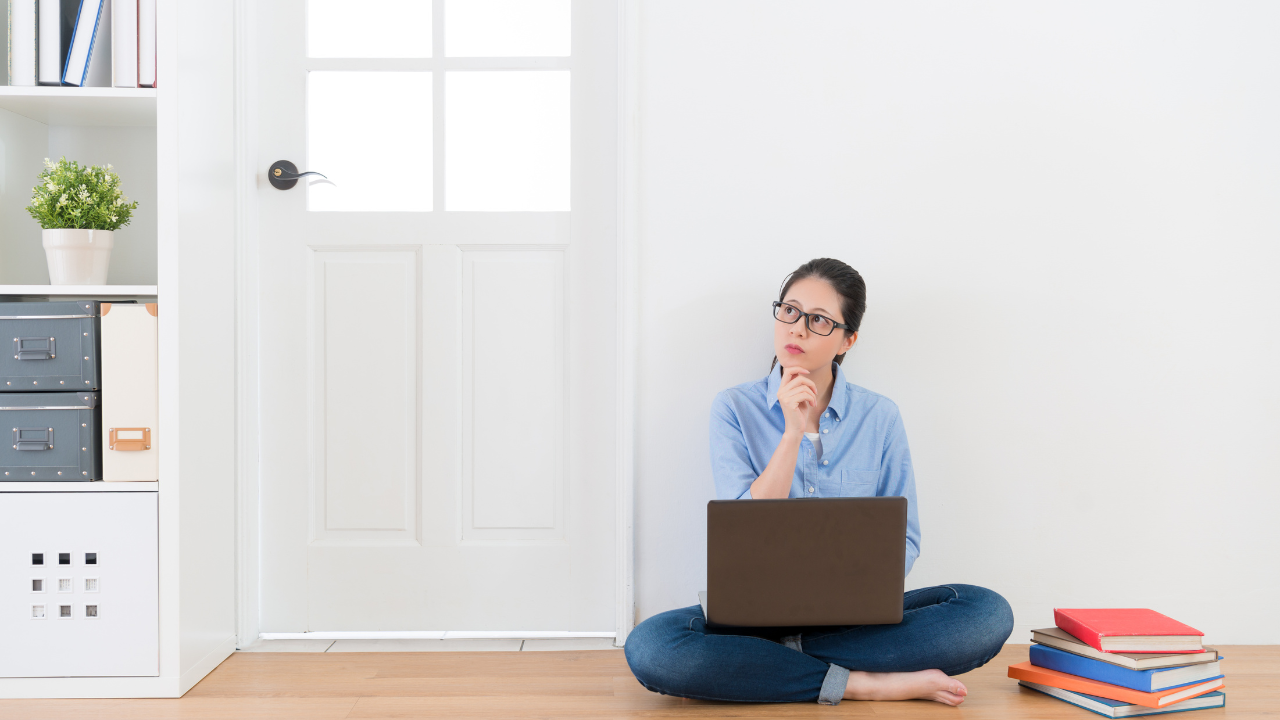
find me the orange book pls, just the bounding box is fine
[1007,661,1224,709]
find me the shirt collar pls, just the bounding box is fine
[766,361,849,420]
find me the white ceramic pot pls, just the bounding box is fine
[42,228,114,285]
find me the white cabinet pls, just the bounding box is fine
[0,492,158,677]
[0,0,238,699]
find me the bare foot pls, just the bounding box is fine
[843,668,969,706]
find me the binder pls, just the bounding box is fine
[100,303,158,482]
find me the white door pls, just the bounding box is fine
[254,0,618,633]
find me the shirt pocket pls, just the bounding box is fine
[840,469,880,497]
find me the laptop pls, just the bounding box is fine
[699,496,907,627]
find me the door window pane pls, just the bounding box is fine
[445,71,569,211]
[309,0,432,58]
[308,72,433,212]
[445,0,570,57]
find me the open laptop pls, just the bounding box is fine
[699,496,907,628]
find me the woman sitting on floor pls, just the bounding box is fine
[624,257,1014,707]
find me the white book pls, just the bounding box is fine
[39,0,79,85]
[1031,627,1220,671]
[8,0,37,85]
[1019,682,1226,718]
[135,0,150,86]
[110,0,133,86]
[60,0,109,86]
[38,0,61,83]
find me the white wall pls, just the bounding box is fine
[634,1,1280,644]
[0,110,48,284]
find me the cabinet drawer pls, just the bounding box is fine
[0,392,101,481]
[0,301,100,392]
[0,492,158,677]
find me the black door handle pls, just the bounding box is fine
[269,160,329,190]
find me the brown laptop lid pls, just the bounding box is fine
[707,497,906,627]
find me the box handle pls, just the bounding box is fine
[109,427,151,451]
[13,427,52,451]
[14,337,54,361]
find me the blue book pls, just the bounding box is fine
[1030,644,1223,693]
[1020,682,1225,718]
[60,0,109,86]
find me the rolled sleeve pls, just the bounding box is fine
[880,411,922,577]
[710,393,759,500]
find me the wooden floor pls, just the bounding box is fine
[1,644,1272,719]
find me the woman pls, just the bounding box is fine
[625,258,1014,706]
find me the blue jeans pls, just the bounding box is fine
[624,583,1014,705]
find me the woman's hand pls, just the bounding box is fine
[777,366,817,436]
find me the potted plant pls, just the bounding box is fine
[26,157,138,285]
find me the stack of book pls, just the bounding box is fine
[7,0,156,88]
[1008,608,1226,718]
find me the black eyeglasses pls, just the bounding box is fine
[772,301,852,336]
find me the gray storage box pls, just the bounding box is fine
[0,392,101,481]
[0,301,100,391]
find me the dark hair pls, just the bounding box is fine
[770,258,866,370]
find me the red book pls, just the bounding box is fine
[1054,608,1204,654]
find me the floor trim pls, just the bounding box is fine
[177,635,238,696]
[259,631,618,640]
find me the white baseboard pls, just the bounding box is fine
[259,630,618,641]
[177,634,237,696]
[0,675,179,699]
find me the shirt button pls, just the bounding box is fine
[822,428,828,434]
[823,413,829,418]
[822,460,829,465]
[807,487,814,493]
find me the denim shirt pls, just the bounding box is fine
[709,362,922,577]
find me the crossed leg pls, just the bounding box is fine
[624,583,1014,706]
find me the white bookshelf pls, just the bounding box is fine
[0,0,238,699]
[0,87,156,127]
